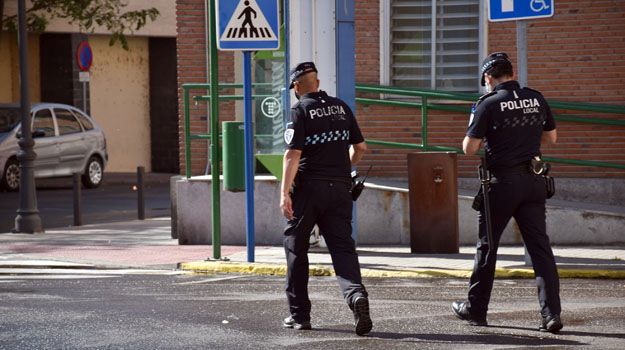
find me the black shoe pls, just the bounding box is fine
[352,297,373,336]
[283,316,311,330]
[539,315,563,334]
[451,301,487,326]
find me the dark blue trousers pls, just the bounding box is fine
[468,172,561,319]
[283,179,367,322]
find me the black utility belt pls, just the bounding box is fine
[296,176,352,185]
[490,162,531,177]
[491,158,552,178]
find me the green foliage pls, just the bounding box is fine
[1,0,159,50]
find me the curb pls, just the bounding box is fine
[177,261,625,279]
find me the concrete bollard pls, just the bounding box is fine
[73,173,82,226]
[137,166,145,220]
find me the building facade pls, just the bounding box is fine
[1,0,180,174]
[176,0,625,179]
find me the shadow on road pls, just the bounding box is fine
[356,249,625,270]
[488,324,625,340]
[313,327,585,346]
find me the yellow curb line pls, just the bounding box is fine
[177,261,625,279]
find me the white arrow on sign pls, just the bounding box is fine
[220,0,277,42]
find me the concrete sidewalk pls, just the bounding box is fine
[1,217,624,278]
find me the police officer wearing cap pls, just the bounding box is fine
[451,52,563,333]
[279,61,372,336]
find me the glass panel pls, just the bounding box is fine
[55,109,83,135]
[252,59,286,156]
[435,0,479,90]
[72,110,94,130]
[0,107,20,133]
[391,0,480,92]
[391,0,432,89]
[33,109,56,137]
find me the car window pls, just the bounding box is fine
[72,110,94,130]
[0,107,20,133]
[55,108,83,135]
[32,109,56,137]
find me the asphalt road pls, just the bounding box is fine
[0,177,170,232]
[1,274,624,349]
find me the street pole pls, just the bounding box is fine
[516,20,528,88]
[243,51,255,263]
[208,0,221,259]
[516,19,532,266]
[14,0,43,234]
[335,0,356,241]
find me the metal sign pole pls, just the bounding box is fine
[209,0,222,260]
[282,0,290,127]
[516,19,532,266]
[335,0,356,241]
[216,0,280,262]
[82,82,87,112]
[516,20,528,87]
[243,51,255,263]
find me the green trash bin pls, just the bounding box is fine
[222,121,245,192]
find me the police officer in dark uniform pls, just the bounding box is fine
[451,53,563,333]
[279,62,372,336]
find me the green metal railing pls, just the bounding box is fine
[183,82,625,177]
[182,82,274,177]
[355,83,625,170]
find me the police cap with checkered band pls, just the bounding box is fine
[289,62,318,89]
[480,52,513,86]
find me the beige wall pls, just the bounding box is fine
[0,32,41,104]
[89,35,151,172]
[3,0,176,37]
[0,32,14,102]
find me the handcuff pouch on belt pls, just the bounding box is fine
[530,156,555,199]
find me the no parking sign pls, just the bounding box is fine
[76,41,93,71]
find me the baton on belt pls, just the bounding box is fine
[478,157,493,267]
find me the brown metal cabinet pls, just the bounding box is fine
[407,152,459,253]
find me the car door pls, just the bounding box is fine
[54,107,88,176]
[31,108,61,177]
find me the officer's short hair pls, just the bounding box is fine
[487,63,513,81]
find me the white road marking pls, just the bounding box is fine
[174,275,246,285]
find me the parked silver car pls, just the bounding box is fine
[0,103,108,191]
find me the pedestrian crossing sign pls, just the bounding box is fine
[216,0,280,51]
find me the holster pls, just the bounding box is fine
[472,188,483,211]
[351,181,365,201]
[350,166,372,201]
[545,175,555,199]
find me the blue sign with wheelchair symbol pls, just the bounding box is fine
[489,0,554,22]
[216,0,280,50]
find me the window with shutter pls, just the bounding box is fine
[390,0,481,92]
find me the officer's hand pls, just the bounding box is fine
[280,192,294,220]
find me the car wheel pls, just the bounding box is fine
[82,156,103,188]
[1,158,20,192]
